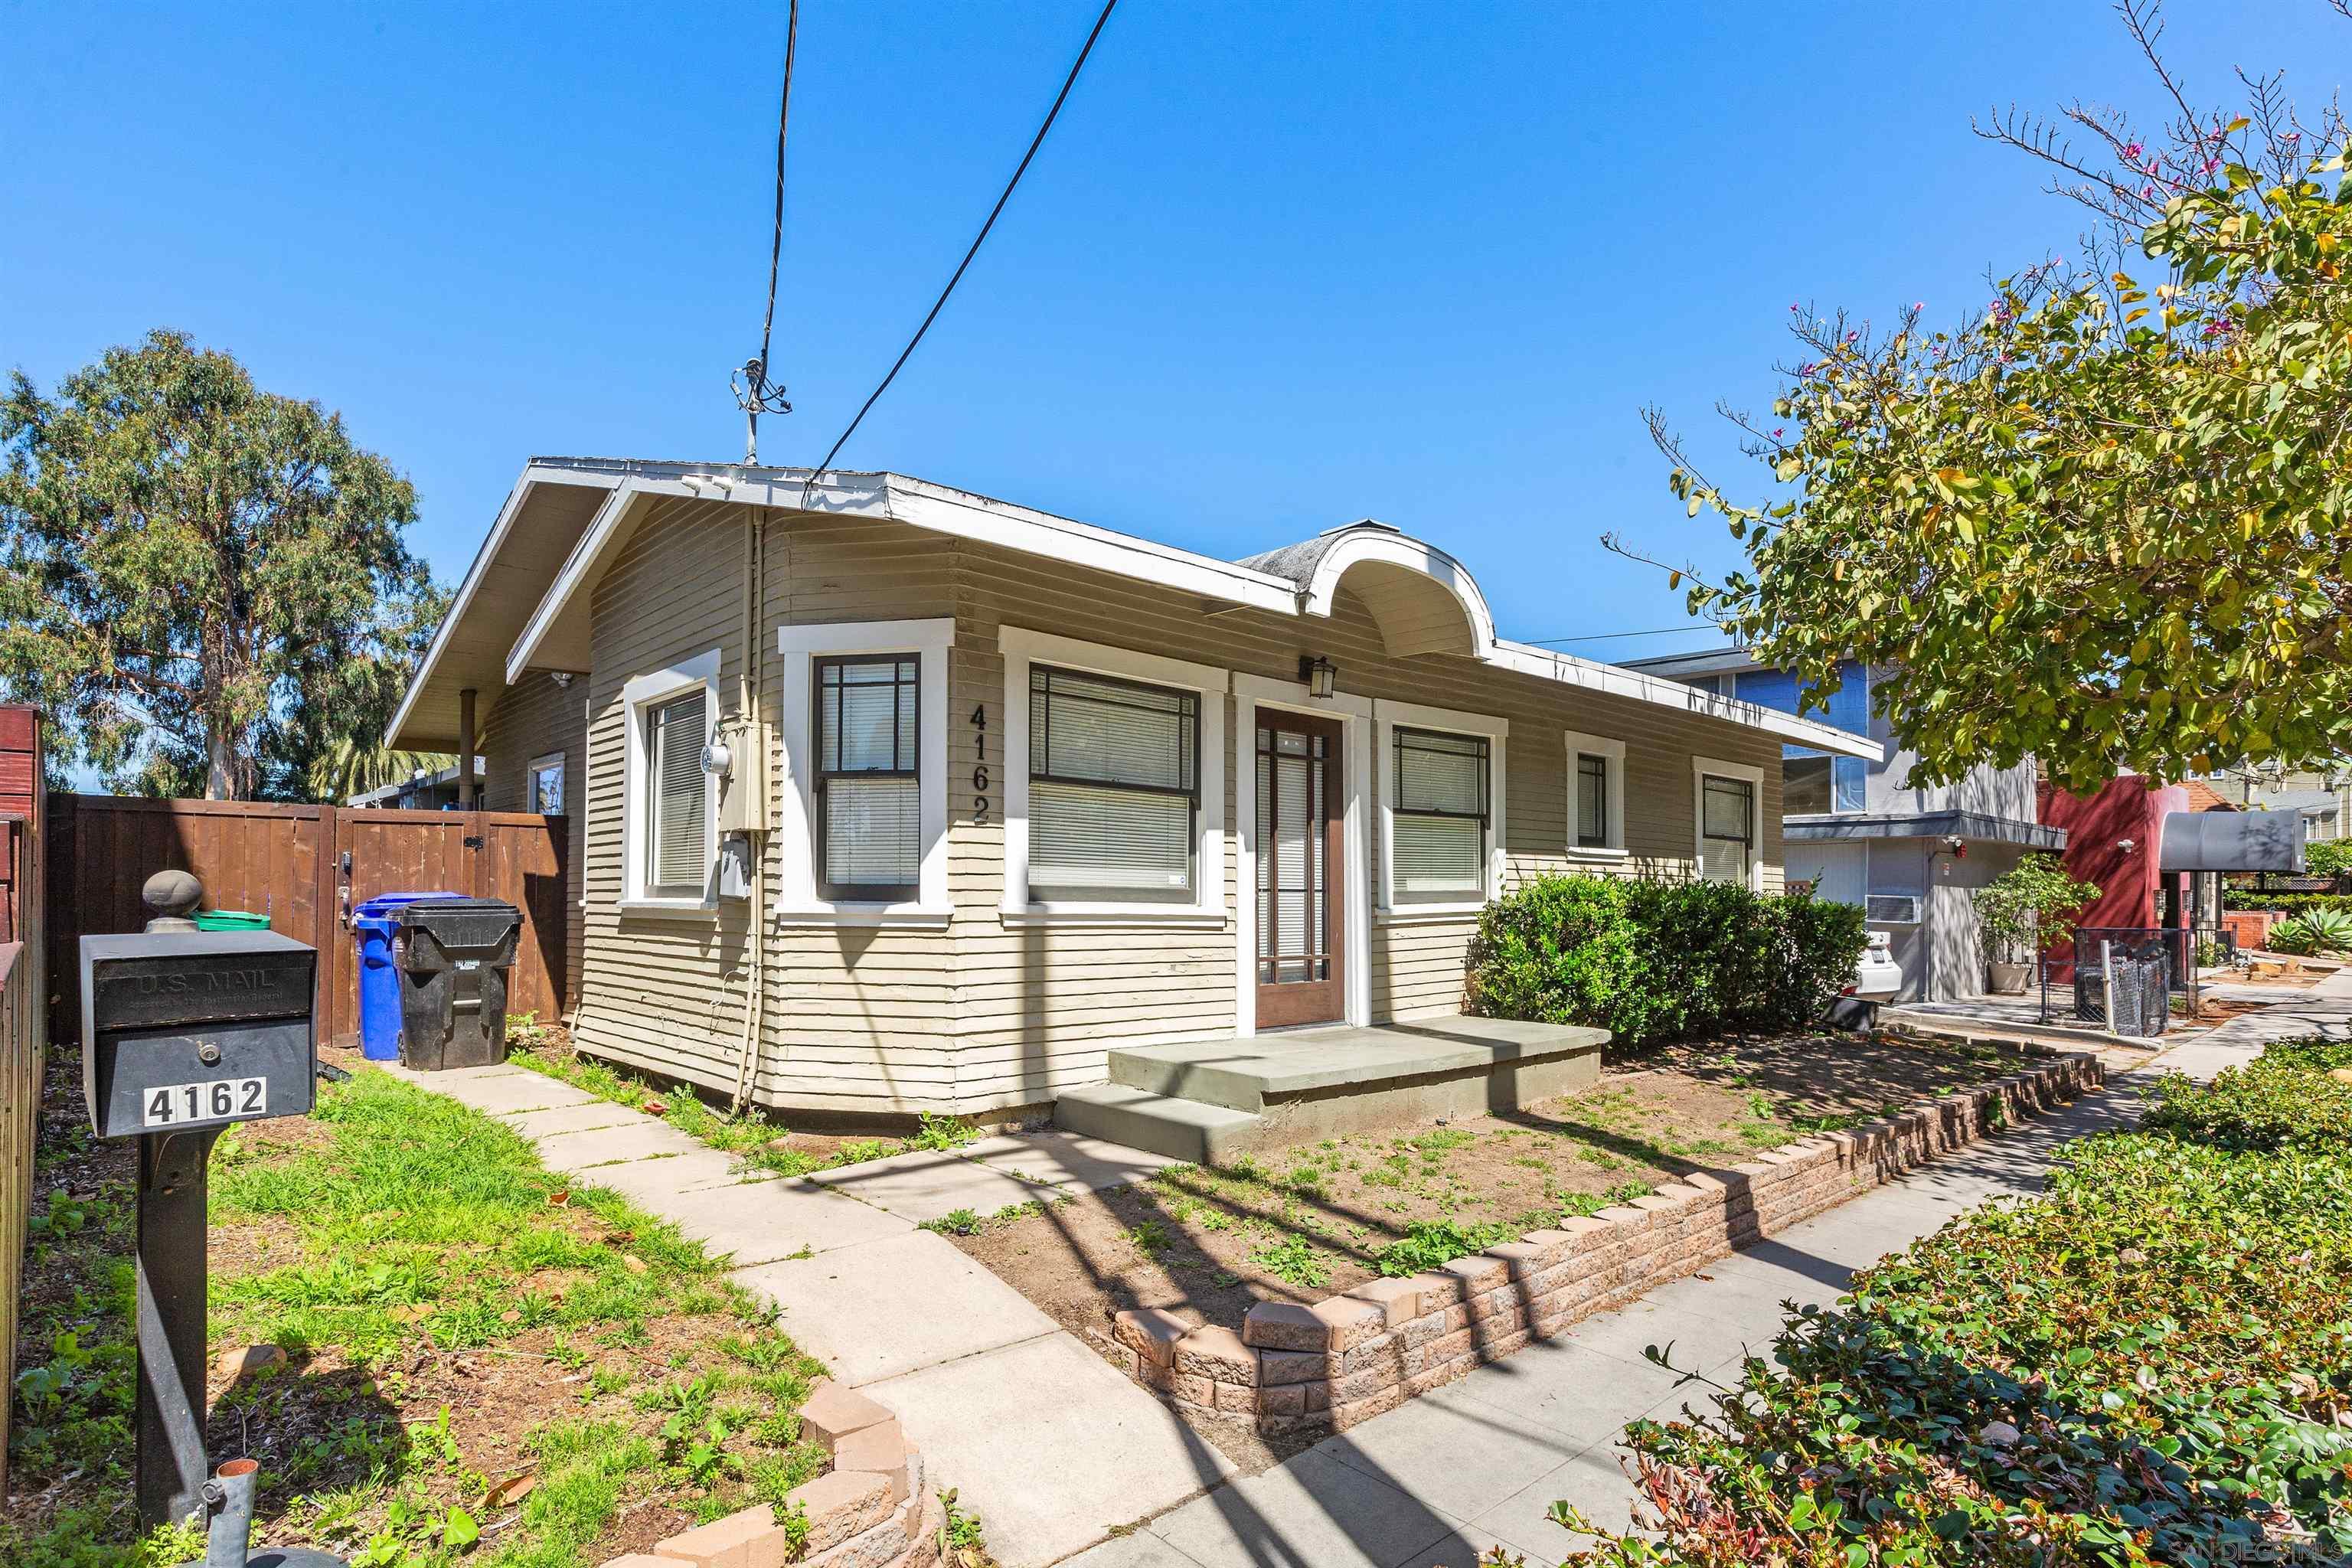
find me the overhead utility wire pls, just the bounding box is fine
[802,0,1119,498]
[730,0,799,464]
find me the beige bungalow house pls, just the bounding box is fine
[387,457,1878,1144]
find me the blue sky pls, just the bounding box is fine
[6,2,2345,658]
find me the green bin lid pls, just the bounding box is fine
[193,909,272,931]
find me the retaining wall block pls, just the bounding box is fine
[1174,1325,1258,1384]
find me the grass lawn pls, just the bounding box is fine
[505,1017,978,1176]
[942,1029,2020,1467]
[5,1051,829,1568]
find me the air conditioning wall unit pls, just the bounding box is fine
[1864,893,1922,925]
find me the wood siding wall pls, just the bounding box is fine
[556,505,1785,1120]
[481,671,589,1017]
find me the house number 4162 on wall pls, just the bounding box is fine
[970,705,991,825]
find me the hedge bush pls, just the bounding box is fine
[2142,1034,2352,1152]
[1559,1037,2352,1567]
[1465,875,1866,1047]
[2220,889,2352,915]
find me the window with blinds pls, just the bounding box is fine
[1392,727,1488,900]
[645,689,709,897]
[1700,774,1755,885]
[1029,665,1198,900]
[816,655,920,899]
[1575,752,1609,848]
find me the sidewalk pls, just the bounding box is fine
[378,1063,1233,1568]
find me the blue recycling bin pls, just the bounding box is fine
[354,891,461,1060]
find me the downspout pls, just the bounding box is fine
[731,508,769,1112]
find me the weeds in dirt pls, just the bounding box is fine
[6,1056,829,1568]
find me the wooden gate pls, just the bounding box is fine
[45,796,570,1050]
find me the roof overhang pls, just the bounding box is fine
[388,456,1885,763]
[2160,808,2305,873]
[1784,810,2065,848]
[386,470,617,751]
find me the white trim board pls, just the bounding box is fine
[619,647,724,916]
[1233,673,1374,1036]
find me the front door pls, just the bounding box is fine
[1255,713,1345,1029]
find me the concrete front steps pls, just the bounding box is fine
[1056,1014,1609,1162]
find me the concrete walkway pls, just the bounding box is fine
[377,1062,1230,1568]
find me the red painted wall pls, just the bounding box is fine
[2037,776,2189,972]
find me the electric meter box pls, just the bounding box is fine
[79,929,318,1140]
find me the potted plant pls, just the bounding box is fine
[1974,857,2101,994]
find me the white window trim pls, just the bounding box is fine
[999,625,1228,927]
[620,648,723,917]
[1563,730,1628,861]
[773,619,956,928]
[1234,673,1373,1035]
[1692,754,1768,893]
[528,751,566,816]
[1374,697,1508,922]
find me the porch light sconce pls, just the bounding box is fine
[549,671,573,689]
[1299,655,1338,700]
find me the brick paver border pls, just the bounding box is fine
[1112,1053,2105,1438]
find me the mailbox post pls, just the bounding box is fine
[80,871,325,1545]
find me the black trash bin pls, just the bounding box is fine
[2073,939,2171,1036]
[394,897,523,1071]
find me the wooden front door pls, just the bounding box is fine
[1255,713,1344,1029]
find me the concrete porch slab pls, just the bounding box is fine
[1109,1017,1609,1113]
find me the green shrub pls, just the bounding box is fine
[1466,875,1866,1047]
[2142,1033,2352,1152]
[2220,888,2352,914]
[1566,1035,2352,1567]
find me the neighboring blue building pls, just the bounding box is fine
[1620,648,2063,1002]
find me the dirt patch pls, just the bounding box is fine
[946,1029,2017,1471]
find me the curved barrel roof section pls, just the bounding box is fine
[1236,521,1498,660]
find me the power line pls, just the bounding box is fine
[730,0,799,464]
[803,0,1119,496]
[1521,625,1726,645]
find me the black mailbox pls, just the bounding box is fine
[80,929,318,1139]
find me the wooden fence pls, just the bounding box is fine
[0,706,47,1500]
[44,795,570,1050]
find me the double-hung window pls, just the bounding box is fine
[645,689,710,900]
[815,655,920,900]
[528,753,565,815]
[1576,753,1609,848]
[1390,728,1489,900]
[1693,758,1763,889]
[1028,665,1200,901]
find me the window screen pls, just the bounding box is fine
[1576,752,1609,848]
[645,689,708,896]
[817,656,920,898]
[1700,773,1754,885]
[1393,728,1488,900]
[1029,666,1199,900]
